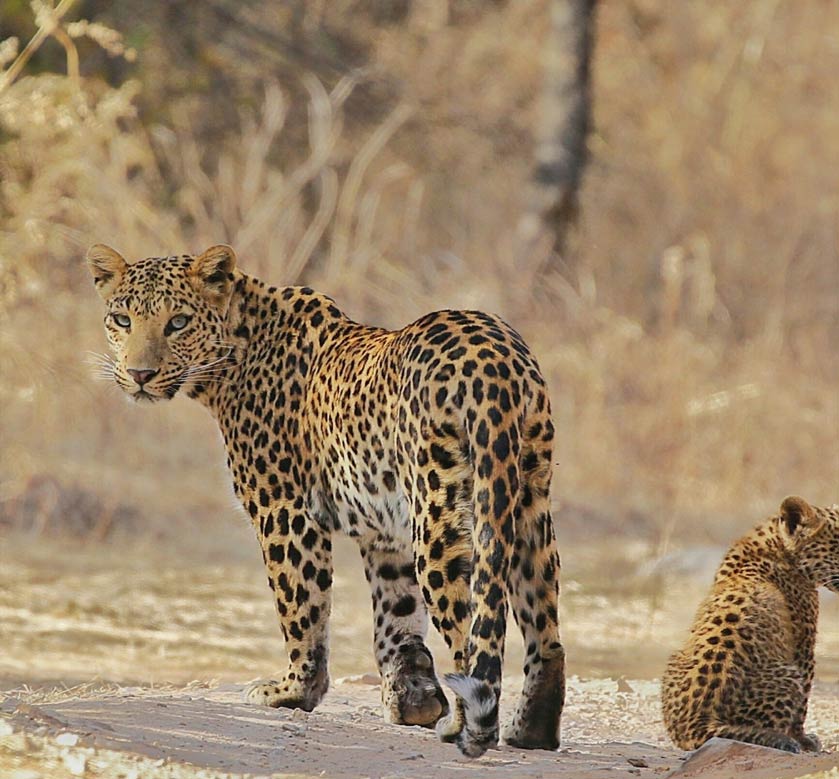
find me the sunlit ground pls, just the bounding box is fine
[3,529,838,690]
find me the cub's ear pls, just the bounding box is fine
[86,244,128,299]
[779,496,822,543]
[189,244,237,306]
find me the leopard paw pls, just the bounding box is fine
[797,732,822,752]
[381,642,448,727]
[244,670,328,711]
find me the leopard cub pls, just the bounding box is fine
[662,496,839,753]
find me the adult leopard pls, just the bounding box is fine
[86,243,565,757]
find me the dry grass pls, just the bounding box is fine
[0,0,837,554]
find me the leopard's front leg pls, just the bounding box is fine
[244,502,333,711]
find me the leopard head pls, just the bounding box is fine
[778,496,839,593]
[86,244,238,403]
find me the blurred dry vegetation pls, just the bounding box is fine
[1,0,838,556]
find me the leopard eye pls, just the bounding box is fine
[168,314,191,332]
[112,313,131,328]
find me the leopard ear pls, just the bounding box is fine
[779,496,822,542]
[189,244,236,306]
[86,244,128,299]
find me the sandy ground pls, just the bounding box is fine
[1,534,839,778]
[2,679,839,779]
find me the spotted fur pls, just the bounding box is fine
[662,496,839,753]
[86,244,566,757]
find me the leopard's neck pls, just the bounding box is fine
[190,272,351,424]
[716,520,818,609]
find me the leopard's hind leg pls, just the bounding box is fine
[708,665,815,753]
[438,408,523,757]
[399,417,473,746]
[671,664,816,753]
[502,404,565,750]
[359,540,448,727]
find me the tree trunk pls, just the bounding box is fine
[517,0,596,274]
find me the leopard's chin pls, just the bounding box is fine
[127,384,182,403]
[123,376,184,403]
[130,389,166,403]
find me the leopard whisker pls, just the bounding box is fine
[183,360,240,378]
[184,355,237,374]
[185,360,233,372]
[184,367,236,379]
[85,354,116,369]
[183,374,235,386]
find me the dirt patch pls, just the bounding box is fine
[3,679,839,779]
[2,679,681,779]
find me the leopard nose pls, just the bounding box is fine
[127,368,159,386]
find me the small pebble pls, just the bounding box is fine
[336,673,381,686]
[62,752,87,776]
[617,678,635,693]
